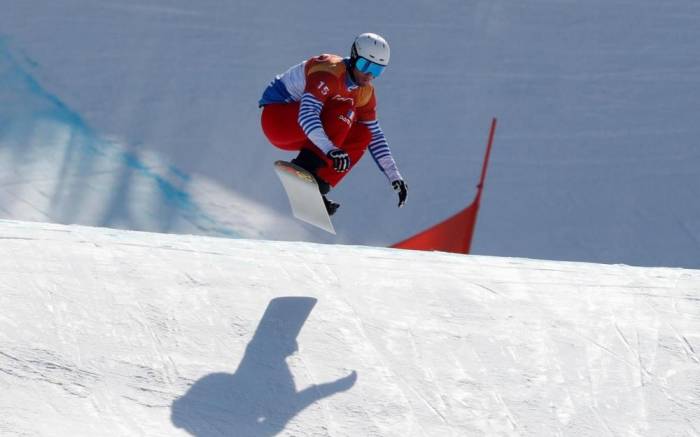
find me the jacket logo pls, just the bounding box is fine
[331,95,355,106]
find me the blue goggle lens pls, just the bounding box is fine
[355,57,386,78]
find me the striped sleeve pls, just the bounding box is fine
[363,120,402,182]
[298,92,335,154]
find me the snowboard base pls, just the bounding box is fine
[274,160,336,234]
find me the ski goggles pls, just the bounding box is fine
[354,57,386,78]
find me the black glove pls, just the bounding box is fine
[327,149,350,172]
[392,179,408,208]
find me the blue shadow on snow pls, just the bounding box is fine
[171,297,357,437]
[0,36,238,237]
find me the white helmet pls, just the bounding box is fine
[351,33,390,67]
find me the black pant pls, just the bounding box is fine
[291,149,330,195]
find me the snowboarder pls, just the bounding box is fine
[259,33,408,216]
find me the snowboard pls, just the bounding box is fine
[274,160,336,234]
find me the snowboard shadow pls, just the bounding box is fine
[170,296,357,437]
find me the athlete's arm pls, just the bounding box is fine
[297,74,338,154]
[362,119,402,182]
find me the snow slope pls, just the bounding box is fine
[1,0,699,268]
[1,219,699,436]
[0,36,310,242]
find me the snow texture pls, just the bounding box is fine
[0,1,699,268]
[0,219,699,436]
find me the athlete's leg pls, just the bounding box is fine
[260,103,308,151]
[261,99,368,188]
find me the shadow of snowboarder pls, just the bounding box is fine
[171,296,357,436]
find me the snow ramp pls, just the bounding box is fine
[1,219,699,436]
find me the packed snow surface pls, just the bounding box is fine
[1,220,699,436]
